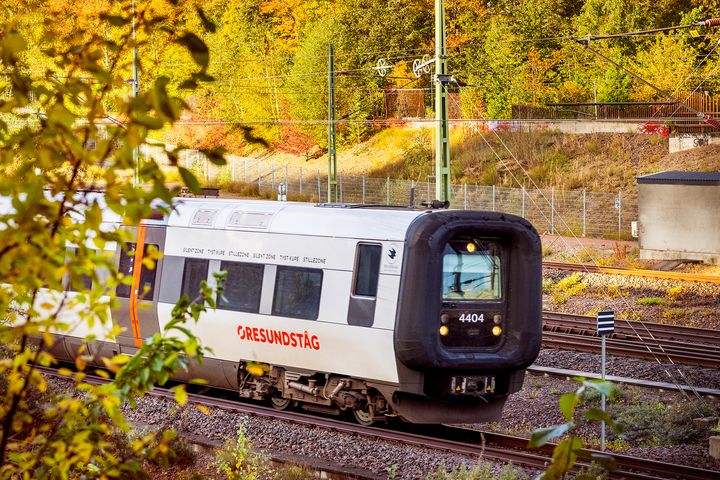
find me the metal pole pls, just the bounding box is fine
[618,190,622,240]
[327,44,338,203]
[410,180,415,207]
[583,189,587,237]
[601,335,606,451]
[551,187,555,234]
[434,0,451,204]
[132,0,140,188]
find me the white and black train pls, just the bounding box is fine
[43,198,543,424]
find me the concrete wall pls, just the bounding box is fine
[638,183,720,263]
[668,135,720,154]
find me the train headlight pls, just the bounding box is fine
[440,313,450,324]
[439,325,449,336]
[466,242,476,253]
[493,314,502,324]
[492,325,502,336]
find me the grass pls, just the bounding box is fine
[637,297,664,306]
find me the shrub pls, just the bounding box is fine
[665,286,683,299]
[637,297,664,306]
[425,462,526,480]
[214,427,268,480]
[551,273,586,304]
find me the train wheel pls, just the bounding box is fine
[352,405,375,426]
[270,396,293,411]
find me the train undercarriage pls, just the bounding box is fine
[235,361,394,425]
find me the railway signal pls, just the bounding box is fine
[597,310,614,451]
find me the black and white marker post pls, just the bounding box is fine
[597,310,615,451]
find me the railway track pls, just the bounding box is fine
[542,311,720,368]
[543,261,720,285]
[36,367,720,480]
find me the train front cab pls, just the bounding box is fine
[392,210,542,423]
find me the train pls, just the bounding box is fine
[29,196,543,424]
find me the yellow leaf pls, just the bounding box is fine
[57,368,73,376]
[94,369,110,379]
[40,303,54,310]
[196,404,210,415]
[173,385,187,405]
[75,356,87,371]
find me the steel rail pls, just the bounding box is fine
[35,367,719,479]
[542,331,720,368]
[544,311,720,347]
[543,261,720,285]
[542,311,720,367]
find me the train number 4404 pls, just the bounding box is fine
[458,313,485,323]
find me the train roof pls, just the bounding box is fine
[168,198,428,241]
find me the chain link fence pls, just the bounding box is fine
[144,147,637,240]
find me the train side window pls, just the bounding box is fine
[272,266,323,320]
[217,261,264,313]
[65,247,93,291]
[116,242,158,300]
[353,243,382,297]
[181,258,209,304]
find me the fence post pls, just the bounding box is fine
[410,180,415,206]
[492,185,496,211]
[299,167,303,194]
[617,190,622,240]
[551,187,555,235]
[521,187,526,218]
[583,189,587,237]
[463,183,467,209]
[386,177,390,205]
[271,162,275,191]
[362,176,366,204]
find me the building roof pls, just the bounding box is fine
[636,171,720,185]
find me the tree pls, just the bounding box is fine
[0,1,227,476]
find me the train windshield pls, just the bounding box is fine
[442,238,502,300]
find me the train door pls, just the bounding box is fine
[114,223,166,352]
[347,243,382,327]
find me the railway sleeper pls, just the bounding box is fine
[236,361,392,425]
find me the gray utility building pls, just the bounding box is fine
[637,171,720,264]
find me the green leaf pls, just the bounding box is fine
[178,167,200,194]
[559,391,579,422]
[544,436,583,479]
[582,379,614,399]
[199,147,226,166]
[153,77,179,121]
[176,33,209,70]
[196,7,217,33]
[99,14,128,27]
[585,407,622,432]
[528,422,574,448]
[131,113,164,130]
